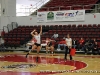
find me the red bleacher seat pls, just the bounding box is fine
[4,24,100,49]
[83,24,88,28]
[72,6,83,10]
[78,24,83,28]
[38,0,98,11]
[88,24,92,28]
[93,24,97,28]
[98,24,100,28]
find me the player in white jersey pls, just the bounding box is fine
[64,34,73,60]
[26,26,42,58]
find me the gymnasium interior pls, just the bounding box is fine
[0,0,100,75]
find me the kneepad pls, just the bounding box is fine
[29,46,32,49]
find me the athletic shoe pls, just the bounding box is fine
[57,49,61,51]
[26,53,29,58]
[51,52,54,54]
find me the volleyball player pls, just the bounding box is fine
[26,26,42,58]
[26,37,36,51]
[64,34,73,60]
[45,38,54,54]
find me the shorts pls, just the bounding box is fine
[47,42,52,47]
[48,44,52,47]
[34,43,41,47]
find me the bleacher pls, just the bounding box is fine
[38,0,99,11]
[3,24,100,52]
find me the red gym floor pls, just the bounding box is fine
[0,52,100,75]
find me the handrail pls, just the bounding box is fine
[29,0,50,12]
[11,22,18,29]
[21,3,98,9]
[16,0,50,16]
[3,26,9,33]
[42,4,99,8]
[7,24,13,32]
[38,4,99,12]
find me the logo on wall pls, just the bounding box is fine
[38,14,45,17]
[56,12,64,16]
[65,12,74,17]
[47,12,54,20]
[75,11,84,16]
[1,64,37,69]
[37,13,46,22]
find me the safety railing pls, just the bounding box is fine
[38,4,99,11]
[11,22,18,30]
[0,29,3,33]
[16,0,50,16]
[3,26,8,33]
[16,3,100,16]
[3,22,18,33]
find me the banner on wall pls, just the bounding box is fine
[37,12,47,22]
[37,10,85,22]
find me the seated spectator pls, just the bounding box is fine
[45,38,55,54]
[78,38,85,50]
[57,38,66,51]
[92,42,99,55]
[72,38,77,49]
[82,38,93,54]
[87,38,93,50]
[51,32,59,42]
[41,38,51,47]
[92,38,97,45]
[52,32,58,39]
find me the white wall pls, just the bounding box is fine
[17,13,100,26]
[0,0,2,29]
[7,0,16,16]
[0,0,16,29]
